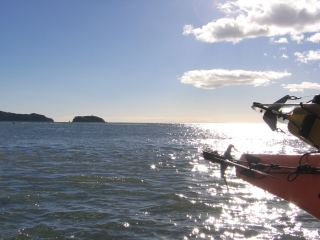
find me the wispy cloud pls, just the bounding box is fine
[179,69,291,89]
[294,50,320,63]
[281,53,289,59]
[183,0,320,44]
[282,82,320,91]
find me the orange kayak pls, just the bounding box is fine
[237,153,320,220]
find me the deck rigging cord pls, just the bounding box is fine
[242,150,320,180]
[286,150,320,182]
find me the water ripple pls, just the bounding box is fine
[0,122,319,239]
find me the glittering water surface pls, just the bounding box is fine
[0,122,319,239]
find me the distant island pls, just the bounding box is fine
[72,115,106,123]
[0,110,54,122]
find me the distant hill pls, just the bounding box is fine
[0,111,54,122]
[72,116,106,123]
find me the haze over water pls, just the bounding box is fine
[0,122,319,239]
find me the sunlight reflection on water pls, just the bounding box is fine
[185,123,319,239]
[194,123,314,158]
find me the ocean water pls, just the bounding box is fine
[0,122,319,239]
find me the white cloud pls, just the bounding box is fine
[281,53,289,59]
[183,0,320,43]
[282,81,320,91]
[294,49,320,63]
[271,37,288,44]
[291,33,304,43]
[307,32,320,42]
[179,69,291,89]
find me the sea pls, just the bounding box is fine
[0,122,319,239]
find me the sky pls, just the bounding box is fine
[1,0,320,123]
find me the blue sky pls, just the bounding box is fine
[1,0,320,122]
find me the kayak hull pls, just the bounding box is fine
[236,153,320,220]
